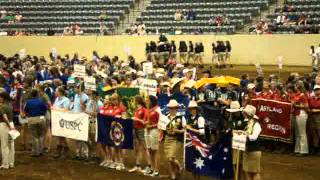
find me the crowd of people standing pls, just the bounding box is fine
[0,40,318,180]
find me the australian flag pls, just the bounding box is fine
[185,131,234,179]
[97,114,134,149]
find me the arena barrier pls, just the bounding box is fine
[0,34,319,66]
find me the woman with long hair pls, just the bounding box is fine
[143,95,160,177]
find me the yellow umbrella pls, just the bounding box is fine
[194,76,240,89]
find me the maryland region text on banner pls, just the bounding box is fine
[97,114,134,149]
[251,99,292,142]
[51,109,89,141]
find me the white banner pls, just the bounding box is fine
[51,110,89,141]
[232,130,247,151]
[139,79,158,96]
[143,62,153,75]
[84,76,96,91]
[73,64,86,78]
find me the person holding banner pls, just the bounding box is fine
[85,89,103,159]
[71,83,89,160]
[129,96,150,173]
[52,87,71,159]
[143,95,160,177]
[109,93,126,170]
[242,105,262,180]
[24,89,48,157]
[291,82,309,156]
[164,99,185,180]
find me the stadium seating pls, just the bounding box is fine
[0,0,135,34]
[266,0,320,33]
[136,0,272,34]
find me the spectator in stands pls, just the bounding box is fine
[283,2,295,13]
[297,14,306,26]
[137,22,146,36]
[99,10,107,21]
[130,24,138,35]
[99,22,107,36]
[174,10,183,21]
[6,12,15,24]
[63,25,72,35]
[276,13,286,25]
[186,10,196,21]
[73,24,83,35]
[15,12,22,23]
[0,9,7,18]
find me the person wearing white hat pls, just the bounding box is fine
[226,101,246,130]
[164,99,186,180]
[242,105,262,180]
[242,83,256,107]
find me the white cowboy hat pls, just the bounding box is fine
[247,83,255,89]
[226,101,242,112]
[171,78,183,88]
[176,64,184,68]
[167,99,179,108]
[160,81,170,87]
[188,101,198,108]
[182,68,192,75]
[155,73,164,78]
[243,105,259,119]
[314,85,320,90]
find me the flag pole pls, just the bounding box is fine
[235,149,240,180]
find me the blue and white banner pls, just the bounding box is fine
[97,114,134,149]
[51,109,89,141]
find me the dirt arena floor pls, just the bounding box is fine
[0,65,318,180]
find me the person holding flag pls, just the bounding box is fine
[185,100,205,180]
[242,105,262,180]
[163,99,186,180]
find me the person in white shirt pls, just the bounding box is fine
[310,46,317,69]
[316,44,320,66]
[242,105,262,180]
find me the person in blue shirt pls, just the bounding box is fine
[52,87,71,159]
[71,83,89,160]
[24,89,47,157]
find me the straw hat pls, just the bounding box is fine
[182,68,192,75]
[243,105,259,119]
[188,101,198,108]
[226,101,242,112]
[167,99,179,108]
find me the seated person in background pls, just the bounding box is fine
[283,2,295,12]
[174,10,183,21]
[215,15,224,26]
[276,12,286,25]
[6,12,15,24]
[15,12,22,22]
[99,10,107,21]
[223,14,230,25]
[0,9,7,18]
[186,9,196,21]
[137,22,146,36]
[63,25,72,35]
[297,13,306,25]
[305,15,313,25]
[73,24,83,35]
[130,24,138,35]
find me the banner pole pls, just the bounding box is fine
[235,149,240,180]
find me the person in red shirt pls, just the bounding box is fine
[308,85,320,154]
[242,83,256,107]
[256,81,273,99]
[109,93,126,170]
[143,95,160,176]
[290,82,309,156]
[129,96,150,173]
[272,84,289,102]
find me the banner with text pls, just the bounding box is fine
[51,110,89,141]
[251,99,292,142]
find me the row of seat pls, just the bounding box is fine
[0,0,135,6]
[18,10,125,17]
[0,16,120,23]
[0,22,114,28]
[143,19,244,27]
[138,13,252,22]
[146,25,235,34]
[150,0,270,4]
[1,27,108,34]
[288,0,320,6]
[2,5,132,11]
[147,1,268,10]
[142,7,261,16]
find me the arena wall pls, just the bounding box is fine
[0,34,319,66]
